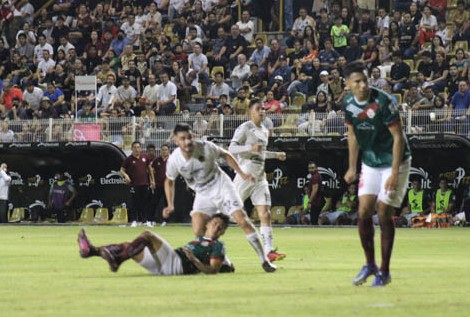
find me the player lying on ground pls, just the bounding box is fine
[78,214,235,275]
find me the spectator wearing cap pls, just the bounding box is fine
[38,97,58,119]
[387,52,410,93]
[270,55,291,86]
[220,24,248,70]
[23,81,44,111]
[318,38,340,68]
[115,76,138,105]
[317,70,330,96]
[270,75,288,108]
[15,33,34,61]
[156,72,177,115]
[110,30,130,57]
[232,87,250,115]
[230,54,250,91]
[34,34,54,65]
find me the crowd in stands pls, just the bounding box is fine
[0,0,469,143]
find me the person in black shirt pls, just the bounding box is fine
[446,64,464,98]
[387,52,410,93]
[343,35,363,63]
[354,9,376,45]
[221,25,247,70]
[399,12,419,59]
[288,40,306,66]
[417,51,434,80]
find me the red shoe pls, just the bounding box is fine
[267,250,286,262]
[77,228,92,258]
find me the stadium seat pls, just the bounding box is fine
[287,205,303,216]
[79,208,94,223]
[453,41,468,53]
[210,66,225,80]
[271,206,286,224]
[8,208,25,223]
[94,208,109,223]
[274,114,299,135]
[110,207,128,224]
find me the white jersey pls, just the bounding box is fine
[166,140,224,192]
[229,121,277,180]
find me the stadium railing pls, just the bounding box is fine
[2,110,469,148]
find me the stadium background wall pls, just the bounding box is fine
[1,134,469,221]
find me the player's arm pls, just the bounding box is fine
[148,165,156,189]
[182,248,223,274]
[344,125,359,183]
[385,121,405,192]
[265,150,286,161]
[220,147,253,180]
[163,178,175,218]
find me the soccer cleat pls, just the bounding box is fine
[77,228,92,258]
[267,250,286,262]
[101,247,122,272]
[352,264,378,286]
[262,261,277,273]
[219,263,235,273]
[371,271,391,287]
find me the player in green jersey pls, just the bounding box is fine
[77,214,234,275]
[343,61,411,287]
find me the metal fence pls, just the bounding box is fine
[1,110,468,150]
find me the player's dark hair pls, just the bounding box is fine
[344,61,366,78]
[249,98,261,108]
[173,123,192,134]
[147,144,156,150]
[210,213,230,228]
[161,143,169,149]
[439,176,448,183]
[131,141,141,147]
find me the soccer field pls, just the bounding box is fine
[1,225,469,317]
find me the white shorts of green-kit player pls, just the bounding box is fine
[358,158,411,208]
[191,172,245,216]
[138,237,184,276]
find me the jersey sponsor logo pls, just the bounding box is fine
[409,167,431,189]
[356,122,375,131]
[100,170,126,185]
[9,171,24,186]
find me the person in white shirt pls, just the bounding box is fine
[156,72,177,114]
[57,36,75,55]
[163,123,277,273]
[121,14,141,47]
[376,8,390,39]
[115,76,137,105]
[230,54,251,90]
[188,42,209,85]
[236,10,254,44]
[96,75,117,110]
[229,99,287,262]
[192,111,208,137]
[33,34,54,65]
[23,81,44,110]
[142,74,159,106]
[0,163,12,223]
[288,7,316,46]
[144,2,162,30]
[36,50,56,81]
[419,5,437,46]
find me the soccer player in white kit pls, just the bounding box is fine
[163,123,276,272]
[229,99,287,262]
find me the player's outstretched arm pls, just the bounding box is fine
[344,125,359,184]
[266,151,286,161]
[182,248,223,274]
[220,148,254,181]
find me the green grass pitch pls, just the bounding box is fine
[1,225,469,317]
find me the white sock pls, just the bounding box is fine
[138,247,159,274]
[260,226,274,255]
[246,232,268,263]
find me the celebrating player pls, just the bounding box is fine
[163,123,276,273]
[229,99,287,262]
[343,61,411,286]
[78,214,234,275]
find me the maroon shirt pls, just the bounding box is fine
[151,156,168,187]
[309,172,323,206]
[121,153,150,186]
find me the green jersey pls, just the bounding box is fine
[175,236,226,274]
[344,87,411,168]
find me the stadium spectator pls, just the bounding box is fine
[266,39,285,77]
[0,121,15,142]
[369,67,388,90]
[287,7,316,48]
[446,64,464,98]
[208,71,231,103]
[221,24,247,70]
[387,52,410,93]
[354,9,376,45]
[77,214,234,275]
[419,6,437,46]
[1,80,23,115]
[156,72,177,115]
[36,49,56,83]
[120,141,155,227]
[330,16,349,55]
[0,163,11,223]
[230,54,250,90]
[38,97,58,119]
[343,35,363,63]
[236,10,254,44]
[318,38,340,68]
[48,171,77,223]
[399,12,419,59]
[96,75,118,112]
[232,87,250,115]
[15,33,34,61]
[23,81,44,112]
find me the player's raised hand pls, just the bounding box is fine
[344,168,357,184]
[277,152,286,161]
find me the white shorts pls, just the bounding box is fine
[191,173,244,216]
[234,175,271,206]
[358,158,411,208]
[138,237,184,276]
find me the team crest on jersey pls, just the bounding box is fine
[357,103,378,120]
[366,108,376,119]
